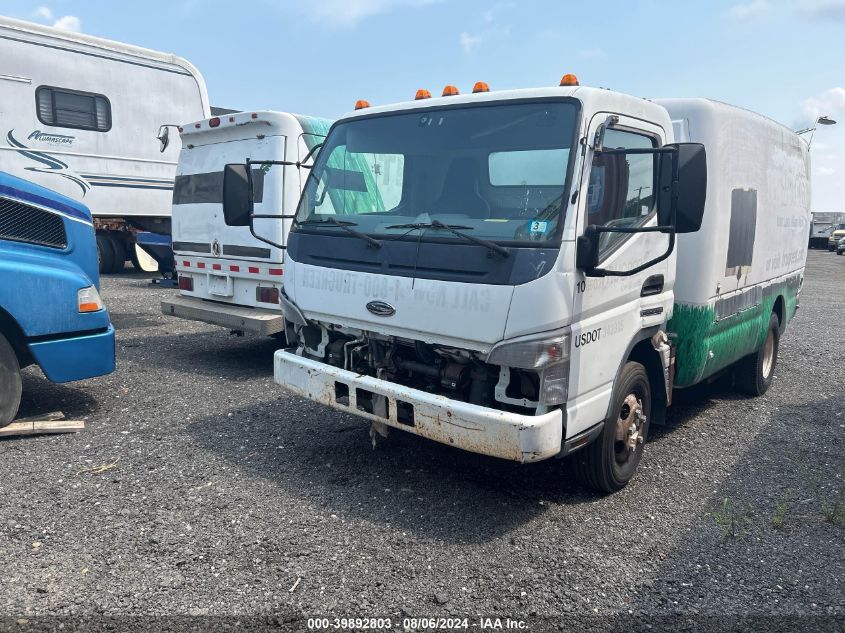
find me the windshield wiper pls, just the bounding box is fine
[297,217,382,249]
[385,219,509,258]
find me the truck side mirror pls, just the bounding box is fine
[657,143,707,233]
[156,125,170,153]
[222,164,252,226]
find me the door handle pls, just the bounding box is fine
[641,274,664,297]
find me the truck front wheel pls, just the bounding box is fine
[0,332,22,428]
[735,312,779,396]
[572,361,651,493]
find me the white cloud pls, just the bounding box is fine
[578,47,607,60]
[725,0,769,19]
[30,6,82,32]
[800,87,845,123]
[800,0,845,21]
[458,5,512,55]
[51,15,82,32]
[459,31,482,53]
[33,6,53,20]
[294,0,441,29]
[799,87,845,211]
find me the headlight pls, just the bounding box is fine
[487,332,571,406]
[78,285,104,313]
[486,332,571,370]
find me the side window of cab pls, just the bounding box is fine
[587,128,657,257]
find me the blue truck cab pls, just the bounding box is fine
[0,171,115,427]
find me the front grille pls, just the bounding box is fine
[0,196,68,249]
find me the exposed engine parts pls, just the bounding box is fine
[294,323,539,412]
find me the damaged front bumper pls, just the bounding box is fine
[274,350,563,462]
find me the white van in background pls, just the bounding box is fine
[161,111,331,337]
[0,16,211,273]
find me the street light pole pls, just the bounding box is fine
[796,115,837,151]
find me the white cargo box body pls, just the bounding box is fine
[659,98,810,386]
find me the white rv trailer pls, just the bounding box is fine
[161,111,332,336]
[256,79,809,492]
[0,16,210,272]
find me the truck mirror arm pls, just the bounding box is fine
[245,158,299,251]
[580,144,685,277]
[581,227,677,278]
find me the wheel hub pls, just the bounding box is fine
[615,394,646,463]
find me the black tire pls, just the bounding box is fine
[108,234,127,274]
[572,361,651,493]
[96,234,116,275]
[735,312,779,396]
[0,332,22,428]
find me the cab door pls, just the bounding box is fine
[566,114,673,434]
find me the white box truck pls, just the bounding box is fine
[0,16,210,273]
[161,111,332,336]
[234,78,809,492]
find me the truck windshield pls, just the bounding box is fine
[294,101,578,245]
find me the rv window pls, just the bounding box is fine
[35,86,111,132]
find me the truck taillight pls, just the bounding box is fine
[209,117,220,127]
[179,276,194,292]
[256,286,279,304]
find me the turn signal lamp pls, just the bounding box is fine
[178,276,194,292]
[78,286,104,313]
[560,74,579,87]
[415,89,432,100]
[355,99,370,110]
[472,81,490,93]
[442,85,460,97]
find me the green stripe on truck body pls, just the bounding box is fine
[668,272,801,388]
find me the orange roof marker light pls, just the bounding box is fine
[355,99,371,110]
[442,85,460,97]
[560,74,579,87]
[415,89,432,100]
[472,81,490,93]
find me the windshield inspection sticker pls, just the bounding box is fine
[528,220,550,235]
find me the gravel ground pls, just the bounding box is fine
[0,250,842,632]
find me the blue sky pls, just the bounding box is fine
[5,0,845,211]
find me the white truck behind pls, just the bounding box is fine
[161,111,332,336]
[235,78,808,492]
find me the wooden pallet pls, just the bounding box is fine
[0,411,84,438]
